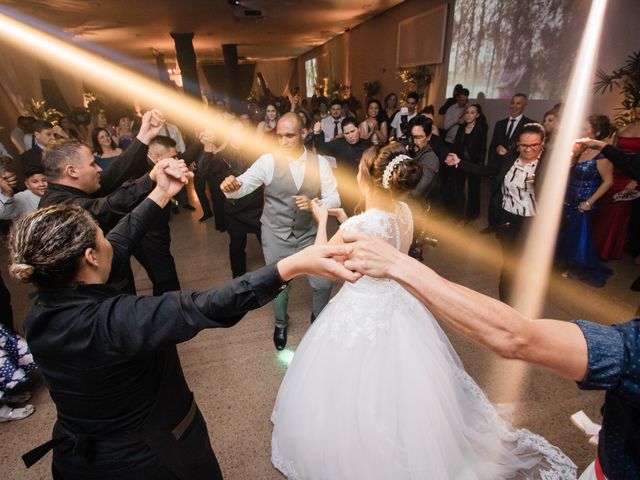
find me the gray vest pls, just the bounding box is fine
[261,151,321,240]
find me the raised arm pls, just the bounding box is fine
[221,154,270,199]
[92,243,361,356]
[445,152,501,177]
[575,138,640,180]
[342,232,589,382]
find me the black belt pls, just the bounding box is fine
[23,397,198,468]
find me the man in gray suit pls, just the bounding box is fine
[221,113,340,349]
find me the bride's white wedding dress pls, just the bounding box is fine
[271,203,577,479]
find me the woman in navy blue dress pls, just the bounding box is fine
[556,115,614,286]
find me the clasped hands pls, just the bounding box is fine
[277,231,403,284]
[150,158,193,197]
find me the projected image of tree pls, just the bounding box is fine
[447,0,589,99]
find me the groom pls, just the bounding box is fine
[221,112,341,350]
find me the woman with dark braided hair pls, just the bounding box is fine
[271,143,576,479]
[11,159,358,480]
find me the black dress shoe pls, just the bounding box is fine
[198,214,213,223]
[182,203,196,211]
[479,225,497,234]
[273,326,287,350]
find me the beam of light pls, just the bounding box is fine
[512,0,609,318]
[0,7,279,159]
[490,0,609,405]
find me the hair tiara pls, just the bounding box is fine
[382,154,411,189]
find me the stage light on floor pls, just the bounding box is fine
[276,348,295,368]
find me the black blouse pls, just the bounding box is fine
[24,198,286,475]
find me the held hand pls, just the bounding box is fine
[277,244,362,283]
[445,153,461,167]
[138,109,166,143]
[496,145,508,156]
[294,194,312,211]
[624,180,638,192]
[340,231,403,279]
[310,198,328,224]
[153,159,192,197]
[328,208,348,224]
[199,130,216,152]
[572,137,605,155]
[220,175,242,193]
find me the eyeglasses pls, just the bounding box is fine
[518,143,542,150]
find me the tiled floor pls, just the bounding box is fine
[1,184,637,478]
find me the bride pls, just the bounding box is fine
[271,143,577,479]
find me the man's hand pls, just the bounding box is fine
[2,172,18,189]
[277,244,362,283]
[51,125,69,138]
[220,175,242,193]
[293,194,312,211]
[137,109,166,144]
[0,175,13,197]
[199,129,216,152]
[445,153,461,167]
[496,145,508,156]
[341,231,405,279]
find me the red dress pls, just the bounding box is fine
[592,137,640,259]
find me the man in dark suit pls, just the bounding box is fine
[20,120,54,171]
[131,135,182,295]
[446,123,547,304]
[482,93,535,233]
[216,120,264,278]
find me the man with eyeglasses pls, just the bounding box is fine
[390,91,419,141]
[221,113,340,350]
[446,123,547,303]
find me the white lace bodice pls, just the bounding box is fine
[339,202,414,254]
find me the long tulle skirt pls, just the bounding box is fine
[271,279,577,479]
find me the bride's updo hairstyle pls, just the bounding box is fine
[358,143,422,196]
[9,204,98,288]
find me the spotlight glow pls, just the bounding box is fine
[512,0,609,318]
[494,0,609,404]
[276,348,295,368]
[0,7,279,158]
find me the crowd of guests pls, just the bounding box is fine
[0,86,637,433]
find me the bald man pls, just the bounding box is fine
[221,113,340,349]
